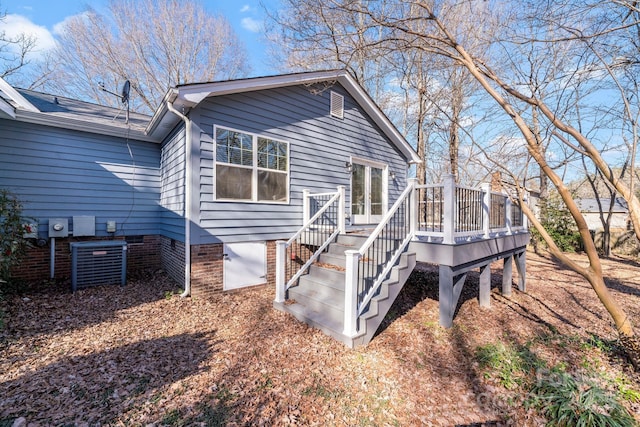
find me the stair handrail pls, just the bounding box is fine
[275,186,345,304]
[344,179,417,336]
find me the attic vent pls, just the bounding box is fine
[71,241,127,292]
[330,91,344,119]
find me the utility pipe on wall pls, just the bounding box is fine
[167,100,193,297]
[50,237,55,279]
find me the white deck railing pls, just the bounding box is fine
[275,176,528,331]
[274,186,345,303]
[416,174,528,244]
[343,179,417,338]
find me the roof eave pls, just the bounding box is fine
[15,110,158,143]
[148,70,420,162]
[0,77,39,112]
[335,73,421,164]
[0,97,15,119]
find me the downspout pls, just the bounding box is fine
[166,101,192,297]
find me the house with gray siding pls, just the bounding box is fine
[0,70,529,347]
[0,70,419,295]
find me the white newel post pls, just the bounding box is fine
[408,178,417,237]
[523,191,529,230]
[343,250,360,337]
[302,189,310,224]
[481,183,491,239]
[505,195,512,235]
[443,174,456,245]
[275,240,286,303]
[338,185,346,234]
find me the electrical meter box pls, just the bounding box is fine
[73,216,96,237]
[48,218,69,238]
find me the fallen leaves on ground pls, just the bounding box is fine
[1,250,639,426]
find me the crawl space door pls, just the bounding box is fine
[223,242,267,290]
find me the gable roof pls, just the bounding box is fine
[147,70,421,163]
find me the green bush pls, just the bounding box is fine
[532,192,582,252]
[0,189,30,285]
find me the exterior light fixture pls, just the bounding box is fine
[389,170,396,180]
[345,162,352,172]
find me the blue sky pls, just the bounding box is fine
[1,0,279,76]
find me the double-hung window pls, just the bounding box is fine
[215,126,289,203]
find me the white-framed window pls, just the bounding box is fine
[215,125,289,203]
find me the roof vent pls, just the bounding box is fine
[330,91,344,119]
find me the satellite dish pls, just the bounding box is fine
[121,80,130,104]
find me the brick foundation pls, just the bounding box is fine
[160,236,185,287]
[190,243,224,298]
[11,235,162,283]
[189,240,278,298]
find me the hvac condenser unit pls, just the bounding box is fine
[71,241,127,292]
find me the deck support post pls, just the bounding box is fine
[515,250,526,292]
[502,255,513,296]
[275,240,286,303]
[439,265,467,328]
[343,250,360,337]
[479,263,491,308]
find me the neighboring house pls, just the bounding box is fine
[576,197,629,231]
[0,70,419,296]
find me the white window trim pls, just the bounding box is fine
[214,125,290,204]
[349,156,389,219]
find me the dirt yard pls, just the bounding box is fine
[1,250,639,426]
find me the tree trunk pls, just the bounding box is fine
[435,26,638,366]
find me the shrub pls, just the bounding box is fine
[0,189,30,285]
[532,192,582,252]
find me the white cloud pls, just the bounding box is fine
[2,14,57,54]
[52,13,85,37]
[241,17,261,33]
[240,5,252,13]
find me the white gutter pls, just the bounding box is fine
[166,100,192,297]
[0,77,39,112]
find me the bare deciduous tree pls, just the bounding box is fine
[39,0,250,114]
[0,7,38,80]
[270,0,640,366]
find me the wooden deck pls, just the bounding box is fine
[275,177,531,347]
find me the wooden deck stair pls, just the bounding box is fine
[274,233,416,348]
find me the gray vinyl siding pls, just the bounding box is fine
[0,119,160,237]
[160,124,186,241]
[193,83,408,244]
